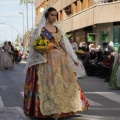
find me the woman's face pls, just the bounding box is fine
[48,10,57,24]
[4,42,7,45]
[70,38,74,43]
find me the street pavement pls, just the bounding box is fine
[0,61,120,120]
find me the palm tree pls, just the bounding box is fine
[19,0,34,51]
[19,0,33,4]
[19,0,34,30]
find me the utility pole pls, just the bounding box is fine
[31,0,34,29]
[19,12,24,40]
[26,1,29,31]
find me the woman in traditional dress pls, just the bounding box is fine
[24,7,89,120]
[109,46,120,89]
[0,47,3,68]
[0,41,14,69]
[69,36,86,78]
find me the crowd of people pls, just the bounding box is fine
[72,35,120,90]
[67,33,115,81]
[72,40,115,82]
[71,38,120,89]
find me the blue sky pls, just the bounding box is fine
[0,0,35,43]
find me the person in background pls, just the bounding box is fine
[102,42,115,55]
[14,48,19,63]
[89,43,95,52]
[109,46,120,89]
[96,46,103,63]
[85,50,97,76]
[80,42,89,52]
[8,41,15,63]
[69,36,78,52]
[0,47,3,57]
[1,41,14,69]
[18,50,22,62]
[0,47,3,68]
[96,52,114,79]
[69,37,86,78]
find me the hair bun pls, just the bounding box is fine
[44,7,57,20]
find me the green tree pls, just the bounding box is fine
[24,29,34,50]
[13,35,22,49]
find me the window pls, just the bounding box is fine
[87,33,97,42]
[113,28,120,50]
[64,5,72,17]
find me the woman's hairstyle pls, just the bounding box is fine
[103,42,108,46]
[4,41,7,44]
[45,7,57,20]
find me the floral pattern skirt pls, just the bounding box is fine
[24,49,89,118]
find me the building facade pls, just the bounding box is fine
[35,0,120,49]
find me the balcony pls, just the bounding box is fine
[58,0,120,33]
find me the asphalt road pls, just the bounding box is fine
[0,61,120,120]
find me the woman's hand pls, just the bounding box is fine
[74,61,79,66]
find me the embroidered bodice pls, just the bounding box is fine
[52,29,62,43]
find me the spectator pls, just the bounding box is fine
[102,42,115,55]
[69,36,78,52]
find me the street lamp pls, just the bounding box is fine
[25,0,34,30]
[40,8,44,13]
[1,21,13,43]
[0,22,22,48]
[30,1,34,29]
[27,0,35,29]
[19,12,24,41]
[39,0,50,13]
[19,12,25,52]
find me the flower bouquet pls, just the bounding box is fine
[76,49,86,60]
[77,49,86,54]
[33,35,53,54]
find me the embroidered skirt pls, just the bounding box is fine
[24,49,89,118]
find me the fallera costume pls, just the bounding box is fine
[0,44,14,69]
[109,47,120,89]
[24,7,89,119]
